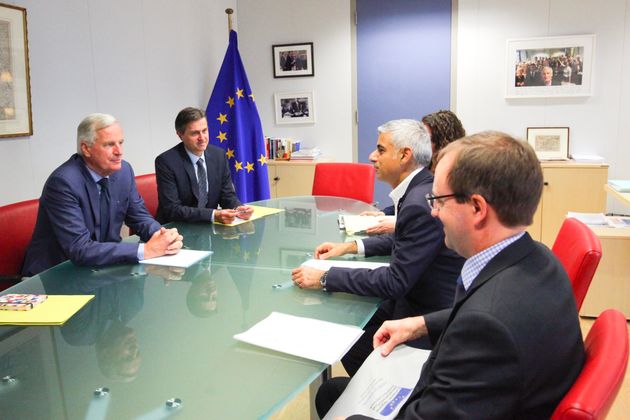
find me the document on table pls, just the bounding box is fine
[0,295,95,326]
[213,205,284,226]
[139,249,212,268]
[324,345,430,420]
[233,311,364,365]
[301,258,389,271]
[340,215,396,235]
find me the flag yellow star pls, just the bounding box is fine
[236,88,244,99]
[258,154,268,166]
[245,161,254,173]
[226,96,235,108]
[235,160,243,171]
[216,131,227,143]
[226,148,235,159]
[243,251,251,262]
[231,243,241,253]
[248,93,255,101]
[217,113,228,124]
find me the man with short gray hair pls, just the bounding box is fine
[23,113,183,276]
[291,119,464,375]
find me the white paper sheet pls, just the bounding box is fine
[139,249,212,268]
[324,345,430,420]
[341,215,397,235]
[233,312,364,365]
[301,258,389,271]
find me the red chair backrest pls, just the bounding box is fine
[551,309,629,420]
[311,163,375,204]
[135,173,158,218]
[551,218,602,310]
[0,199,39,277]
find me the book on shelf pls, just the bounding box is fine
[265,137,301,160]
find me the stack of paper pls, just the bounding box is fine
[139,249,212,268]
[234,312,364,364]
[340,215,396,235]
[609,179,630,193]
[567,212,609,226]
[301,258,389,271]
[571,154,605,163]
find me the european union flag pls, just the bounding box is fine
[206,30,270,203]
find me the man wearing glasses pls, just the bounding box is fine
[291,119,464,376]
[316,132,584,418]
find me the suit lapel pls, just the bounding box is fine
[76,156,101,238]
[397,169,433,213]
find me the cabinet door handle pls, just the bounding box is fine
[273,177,280,181]
[543,182,549,186]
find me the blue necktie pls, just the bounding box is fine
[196,158,208,208]
[98,178,110,241]
[453,275,466,304]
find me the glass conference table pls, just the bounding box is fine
[0,196,385,419]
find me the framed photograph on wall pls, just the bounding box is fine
[506,34,595,98]
[272,42,314,78]
[274,91,315,124]
[0,3,32,138]
[526,127,570,160]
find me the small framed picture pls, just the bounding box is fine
[274,91,315,125]
[526,127,570,160]
[272,42,314,78]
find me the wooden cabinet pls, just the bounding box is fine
[527,161,609,247]
[267,159,332,198]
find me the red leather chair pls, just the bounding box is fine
[135,173,158,218]
[0,199,39,290]
[551,218,602,311]
[551,309,629,420]
[311,163,375,204]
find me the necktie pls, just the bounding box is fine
[453,275,466,304]
[98,178,110,241]
[196,158,208,208]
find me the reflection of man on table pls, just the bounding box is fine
[292,119,464,376]
[316,132,585,419]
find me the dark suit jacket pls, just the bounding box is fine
[155,142,241,223]
[384,234,585,419]
[325,169,464,320]
[22,154,160,276]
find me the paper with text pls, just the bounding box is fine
[233,312,364,364]
[324,345,430,419]
[139,249,212,268]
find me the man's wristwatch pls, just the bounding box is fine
[319,271,328,291]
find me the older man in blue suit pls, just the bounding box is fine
[22,113,183,277]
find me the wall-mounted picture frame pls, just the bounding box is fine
[0,3,32,138]
[506,34,595,98]
[526,127,570,160]
[272,42,314,78]
[274,91,315,125]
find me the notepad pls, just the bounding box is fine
[139,249,212,268]
[301,258,390,271]
[0,295,94,325]
[234,312,364,364]
[213,205,284,226]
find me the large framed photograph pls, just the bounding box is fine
[526,127,570,160]
[274,91,315,125]
[506,34,595,98]
[272,42,314,78]
[0,3,32,137]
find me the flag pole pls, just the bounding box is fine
[225,8,233,33]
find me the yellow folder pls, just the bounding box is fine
[0,295,94,326]
[213,205,284,226]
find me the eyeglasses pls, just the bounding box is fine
[425,192,465,210]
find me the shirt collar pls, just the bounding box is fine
[388,167,423,215]
[83,160,107,184]
[184,147,204,166]
[460,231,525,290]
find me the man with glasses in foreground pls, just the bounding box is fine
[291,119,464,376]
[316,131,584,419]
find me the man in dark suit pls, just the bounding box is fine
[155,107,253,225]
[291,119,464,375]
[22,114,183,277]
[316,132,585,419]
